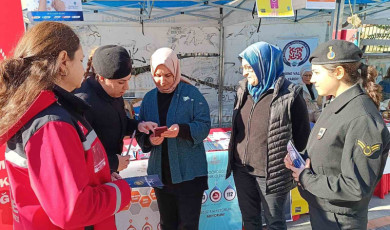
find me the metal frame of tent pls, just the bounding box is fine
[24,0,390,126]
[82,0,390,126]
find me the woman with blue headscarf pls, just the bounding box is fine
[226,42,311,230]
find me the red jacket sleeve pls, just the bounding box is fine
[25,121,131,229]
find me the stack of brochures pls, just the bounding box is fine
[204,141,225,152]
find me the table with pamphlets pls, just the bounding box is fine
[116,128,307,230]
[1,127,387,230]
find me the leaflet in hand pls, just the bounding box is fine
[287,140,305,169]
[124,174,163,188]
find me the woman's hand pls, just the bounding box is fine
[117,154,130,171]
[284,154,311,183]
[138,121,158,134]
[150,136,164,146]
[161,124,179,138]
[111,172,122,181]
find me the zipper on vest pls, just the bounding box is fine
[243,102,256,166]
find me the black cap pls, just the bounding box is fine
[309,40,362,65]
[92,45,132,79]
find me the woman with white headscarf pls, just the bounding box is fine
[300,65,322,123]
[136,48,211,230]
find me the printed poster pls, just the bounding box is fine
[306,0,336,9]
[0,145,12,230]
[199,151,242,230]
[0,2,24,229]
[25,0,84,21]
[117,150,293,229]
[256,0,294,18]
[277,38,319,85]
[332,29,359,45]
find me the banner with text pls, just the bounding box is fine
[0,1,24,229]
[256,0,294,17]
[277,38,319,85]
[26,0,83,21]
[0,145,12,230]
[199,151,242,230]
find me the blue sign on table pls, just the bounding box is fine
[199,151,242,230]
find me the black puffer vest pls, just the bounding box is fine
[226,76,302,194]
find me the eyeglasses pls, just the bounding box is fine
[239,66,255,74]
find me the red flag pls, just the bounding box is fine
[0,0,25,60]
[0,1,24,229]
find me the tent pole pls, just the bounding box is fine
[218,7,224,127]
[331,0,344,40]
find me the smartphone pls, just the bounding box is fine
[152,126,168,137]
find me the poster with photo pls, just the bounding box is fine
[26,0,83,21]
[256,0,294,17]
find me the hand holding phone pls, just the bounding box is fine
[161,124,180,138]
[152,126,168,137]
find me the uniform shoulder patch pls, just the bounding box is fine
[356,140,381,157]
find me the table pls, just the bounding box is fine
[116,150,245,230]
[115,128,307,230]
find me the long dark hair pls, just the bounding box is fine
[323,62,382,108]
[0,21,80,137]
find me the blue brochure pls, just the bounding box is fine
[124,174,163,188]
[287,140,306,169]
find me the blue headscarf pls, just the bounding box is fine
[239,42,284,103]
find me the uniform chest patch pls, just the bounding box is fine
[317,128,327,140]
[357,140,381,157]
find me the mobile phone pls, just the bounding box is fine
[152,126,168,137]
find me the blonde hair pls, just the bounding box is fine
[84,47,98,79]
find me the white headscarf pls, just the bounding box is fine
[150,48,190,93]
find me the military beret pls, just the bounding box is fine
[92,45,132,79]
[309,40,362,65]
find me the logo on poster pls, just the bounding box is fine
[223,186,236,201]
[210,190,222,203]
[202,191,208,204]
[142,217,152,230]
[282,40,310,67]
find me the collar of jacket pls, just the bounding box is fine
[54,85,90,114]
[328,84,365,114]
[88,77,116,102]
[0,90,57,146]
[148,82,183,126]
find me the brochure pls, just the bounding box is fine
[124,174,163,188]
[287,140,306,169]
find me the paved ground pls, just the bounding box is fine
[286,195,390,230]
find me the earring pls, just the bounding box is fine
[60,69,68,77]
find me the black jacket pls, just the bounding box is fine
[299,84,390,215]
[74,77,139,172]
[226,76,311,194]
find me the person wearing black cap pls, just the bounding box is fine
[284,40,389,229]
[75,45,157,172]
